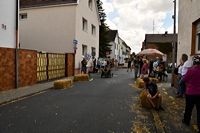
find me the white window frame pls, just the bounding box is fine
[88,0,92,9]
[91,25,96,36]
[196,21,200,54]
[20,13,27,20]
[82,18,87,31]
[82,45,87,56]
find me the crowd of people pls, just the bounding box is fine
[81,54,200,131]
[81,57,114,74]
[126,56,168,80]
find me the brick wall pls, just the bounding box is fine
[0,48,16,91]
[18,49,37,88]
[0,47,37,92]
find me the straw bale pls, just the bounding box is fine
[54,79,72,89]
[139,90,161,108]
[149,78,158,83]
[117,66,123,69]
[122,66,128,68]
[136,78,145,88]
[74,74,89,82]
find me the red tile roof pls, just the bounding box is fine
[107,30,118,42]
[20,0,77,8]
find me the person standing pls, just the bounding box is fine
[149,59,154,75]
[181,55,200,133]
[134,57,140,78]
[96,58,101,73]
[153,59,158,78]
[101,59,107,69]
[176,59,184,94]
[140,59,148,79]
[139,56,144,74]
[114,59,118,71]
[93,58,96,73]
[176,54,192,98]
[127,59,132,72]
[81,58,87,74]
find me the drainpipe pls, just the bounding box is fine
[15,0,19,88]
[171,0,176,87]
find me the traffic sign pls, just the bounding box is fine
[106,51,110,55]
[73,39,78,44]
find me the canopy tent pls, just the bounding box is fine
[136,48,164,56]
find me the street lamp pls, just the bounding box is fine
[171,0,176,87]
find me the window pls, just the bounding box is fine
[91,47,96,57]
[20,13,27,20]
[196,21,200,53]
[191,19,200,54]
[91,25,96,35]
[88,0,92,9]
[82,18,87,31]
[82,45,87,56]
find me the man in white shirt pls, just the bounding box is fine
[101,59,107,69]
[176,54,192,98]
[153,60,158,77]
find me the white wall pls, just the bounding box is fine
[20,5,76,53]
[177,0,200,62]
[75,0,100,68]
[0,0,17,48]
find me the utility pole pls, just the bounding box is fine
[171,0,176,87]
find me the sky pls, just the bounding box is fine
[101,0,178,54]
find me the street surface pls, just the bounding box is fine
[0,69,198,133]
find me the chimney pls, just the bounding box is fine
[165,31,168,34]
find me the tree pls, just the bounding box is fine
[97,0,112,58]
[132,52,136,56]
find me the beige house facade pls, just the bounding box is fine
[19,0,100,74]
[177,0,200,62]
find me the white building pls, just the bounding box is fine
[0,0,19,48]
[19,0,100,74]
[107,30,119,60]
[177,0,200,61]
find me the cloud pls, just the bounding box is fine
[102,0,175,53]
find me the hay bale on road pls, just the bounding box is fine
[54,79,73,89]
[74,74,89,82]
[139,90,161,108]
[149,78,158,83]
[136,78,145,88]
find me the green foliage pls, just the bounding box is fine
[132,52,136,55]
[130,57,135,61]
[97,0,112,58]
[167,68,172,73]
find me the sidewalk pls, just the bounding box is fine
[152,74,198,133]
[0,76,74,105]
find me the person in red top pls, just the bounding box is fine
[182,55,200,133]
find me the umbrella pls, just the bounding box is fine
[136,48,164,56]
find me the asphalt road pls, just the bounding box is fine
[0,69,156,133]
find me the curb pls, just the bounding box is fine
[0,87,53,107]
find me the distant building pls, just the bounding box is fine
[143,32,178,64]
[107,30,119,59]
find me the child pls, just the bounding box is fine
[143,77,164,111]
